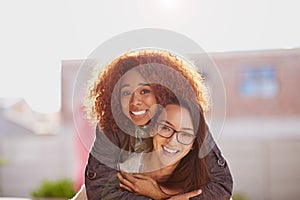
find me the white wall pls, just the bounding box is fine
[219,118,300,200]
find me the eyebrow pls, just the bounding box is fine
[158,120,194,132]
[138,83,150,87]
[120,83,150,90]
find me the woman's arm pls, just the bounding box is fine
[117,172,203,200]
[85,154,150,200]
[117,172,169,199]
[85,126,150,200]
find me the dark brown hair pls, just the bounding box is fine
[156,94,209,193]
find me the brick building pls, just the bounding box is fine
[194,48,300,200]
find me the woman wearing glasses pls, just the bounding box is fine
[117,99,209,199]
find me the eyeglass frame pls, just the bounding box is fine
[155,121,196,145]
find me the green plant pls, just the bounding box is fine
[0,157,8,195]
[31,178,76,199]
[232,192,249,200]
[0,157,8,166]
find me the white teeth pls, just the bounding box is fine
[131,110,146,116]
[162,146,178,154]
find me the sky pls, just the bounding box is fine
[0,0,299,113]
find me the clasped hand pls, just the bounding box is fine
[117,172,202,200]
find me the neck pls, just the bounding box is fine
[142,152,179,182]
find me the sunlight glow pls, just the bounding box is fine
[161,0,178,9]
[0,0,299,114]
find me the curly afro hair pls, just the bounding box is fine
[84,49,210,134]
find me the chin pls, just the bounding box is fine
[159,155,179,167]
[133,118,150,126]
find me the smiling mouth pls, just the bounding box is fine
[130,110,147,116]
[162,146,179,154]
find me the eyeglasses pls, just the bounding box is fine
[156,122,196,145]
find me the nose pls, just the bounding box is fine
[166,133,179,145]
[130,91,142,106]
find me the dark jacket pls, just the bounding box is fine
[85,125,233,200]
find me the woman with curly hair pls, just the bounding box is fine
[84,50,233,199]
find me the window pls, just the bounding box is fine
[240,66,278,98]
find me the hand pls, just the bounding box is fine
[167,189,202,200]
[117,172,169,199]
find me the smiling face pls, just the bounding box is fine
[120,69,158,126]
[152,104,195,167]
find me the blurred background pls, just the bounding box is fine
[0,0,299,200]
